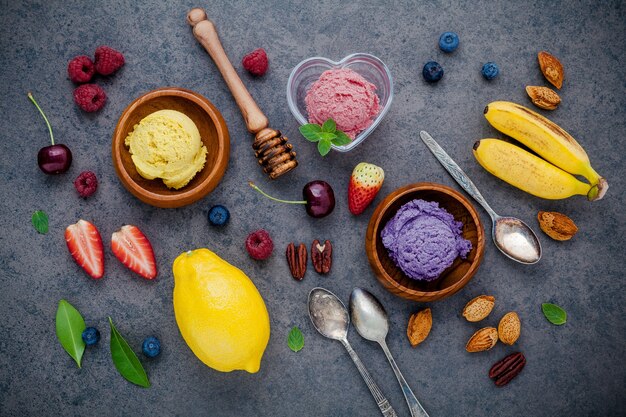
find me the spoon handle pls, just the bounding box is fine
[380,341,430,417]
[341,339,398,417]
[419,131,498,220]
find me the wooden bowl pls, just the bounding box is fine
[366,183,485,302]
[112,87,229,208]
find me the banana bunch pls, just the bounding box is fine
[473,101,608,201]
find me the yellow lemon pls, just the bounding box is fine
[172,248,270,373]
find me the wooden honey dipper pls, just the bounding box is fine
[187,8,298,179]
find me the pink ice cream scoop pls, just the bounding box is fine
[304,68,381,139]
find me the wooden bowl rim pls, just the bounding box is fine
[111,87,229,208]
[366,182,485,300]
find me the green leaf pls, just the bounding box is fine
[542,303,567,325]
[32,210,48,234]
[109,318,150,388]
[332,131,352,146]
[287,326,304,352]
[317,132,337,141]
[299,124,322,142]
[55,299,86,368]
[317,139,332,156]
[321,118,336,133]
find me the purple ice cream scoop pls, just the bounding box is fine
[381,199,472,281]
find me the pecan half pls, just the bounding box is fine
[286,243,307,280]
[311,239,332,274]
[489,352,526,387]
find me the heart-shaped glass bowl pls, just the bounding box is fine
[287,53,393,152]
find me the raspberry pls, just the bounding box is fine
[67,55,95,83]
[73,84,106,112]
[242,48,268,76]
[94,46,125,76]
[74,171,98,198]
[245,229,273,260]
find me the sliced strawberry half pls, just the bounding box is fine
[111,225,157,280]
[65,219,105,279]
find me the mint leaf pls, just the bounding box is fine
[32,210,48,234]
[317,132,337,141]
[318,139,332,156]
[55,300,86,368]
[299,124,322,142]
[322,118,336,133]
[109,318,150,388]
[332,131,352,146]
[287,326,304,352]
[542,303,567,325]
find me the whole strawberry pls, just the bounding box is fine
[348,162,385,215]
[94,46,125,75]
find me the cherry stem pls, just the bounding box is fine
[248,181,307,205]
[28,92,55,146]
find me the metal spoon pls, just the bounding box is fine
[419,130,541,264]
[308,287,398,417]
[350,288,430,417]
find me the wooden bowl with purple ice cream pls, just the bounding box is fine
[366,183,485,302]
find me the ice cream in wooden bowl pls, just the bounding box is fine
[366,183,485,302]
[112,87,229,208]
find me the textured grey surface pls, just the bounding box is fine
[0,0,625,416]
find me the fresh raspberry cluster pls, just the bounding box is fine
[67,46,125,112]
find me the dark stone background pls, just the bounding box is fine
[1,0,624,416]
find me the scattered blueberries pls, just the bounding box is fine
[439,32,459,53]
[482,62,499,80]
[82,327,100,346]
[208,205,230,227]
[142,336,161,358]
[422,61,444,83]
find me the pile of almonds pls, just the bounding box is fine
[462,295,525,387]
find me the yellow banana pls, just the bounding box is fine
[484,101,607,199]
[473,139,601,201]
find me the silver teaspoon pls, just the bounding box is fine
[350,288,430,417]
[308,288,398,417]
[419,130,541,264]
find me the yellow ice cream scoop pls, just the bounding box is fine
[125,109,207,189]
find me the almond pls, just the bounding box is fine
[526,86,561,110]
[538,51,564,89]
[537,211,578,241]
[498,312,521,345]
[462,295,495,322]
[466,327,498,352]
[407,308,432,347]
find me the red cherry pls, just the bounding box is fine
[38,144,72,174]
[28,92,72,175]
[249,180,335,218]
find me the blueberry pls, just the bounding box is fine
[482,62,499,80]
[422,61,444,83]
[142,336,161,358]
[82,327,100,346]
[208,205,230,226]
[438,32,459,53]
